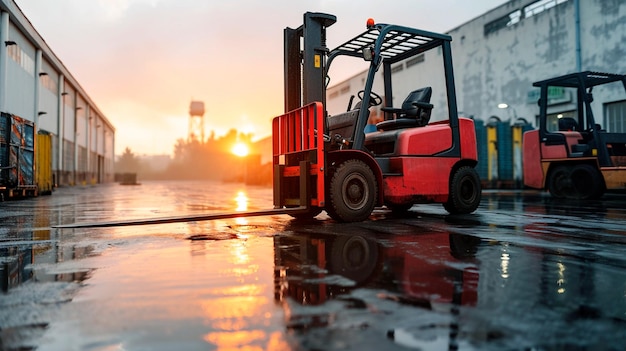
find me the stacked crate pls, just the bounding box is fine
[0,113,37,198]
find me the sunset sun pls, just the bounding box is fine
[232,142,249,157]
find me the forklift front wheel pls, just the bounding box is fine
[327,159,378,222]
[444,166,481,214]
[547,165,573,199]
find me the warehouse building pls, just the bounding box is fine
[0,0,115,196]
[328,0,626,125]
[326,0,626,185]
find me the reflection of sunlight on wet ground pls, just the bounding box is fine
[235,190,250,226]
[1,181,293,350]
[103,182,272,224]
[105,187,268,238]
[56,234,287,350]
[235,191,248,211]
[231,241,251,266]
[204,330,290,351]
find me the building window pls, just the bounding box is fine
[484,0,569,36]
[40,74,58,94]
[7,43,34,76]
[7,44,20,65]
[524,0,569,18]
[605,100,626,133]
[406,54,425,68]
[484,9,522,35]
[391,64,404,74]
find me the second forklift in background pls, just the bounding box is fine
[273,12,481,222]
[523,71,626,199]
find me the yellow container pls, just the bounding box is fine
[487,124,498,182]
[36,133,53,195]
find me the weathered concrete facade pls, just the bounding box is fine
[0,0,115,187]
[327,0,626,130]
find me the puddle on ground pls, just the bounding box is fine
[2,182,626,350]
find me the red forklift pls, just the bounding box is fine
[55,12,481,230]
[273,12,481,222]
[523,71,626,199]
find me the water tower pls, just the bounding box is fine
[188,101,205,143]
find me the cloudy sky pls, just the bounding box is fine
[15,0,507,156]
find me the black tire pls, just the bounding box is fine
[444,166,481,214]
[327,159,377,222]
[570,164,604,200]
[548,165,573,199]
[449,233,481,259]
[329,235,378,284]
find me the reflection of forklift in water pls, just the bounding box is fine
[274,227,480,311]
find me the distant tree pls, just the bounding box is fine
[116,147,141,173]
[163,129,256,181]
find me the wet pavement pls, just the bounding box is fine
[1,180,626,350]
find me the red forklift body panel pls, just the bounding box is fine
[458,118,478,160]
[383,157,457,204]
[383,118,478,205]
[522,130,544,189]
[396,122,452,156]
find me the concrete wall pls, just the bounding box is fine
[327,0,626,128]
[0,0,115,186]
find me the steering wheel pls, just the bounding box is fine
[357,90,382,107]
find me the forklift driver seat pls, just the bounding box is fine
[558,117,578,132]
[377,87,433,131]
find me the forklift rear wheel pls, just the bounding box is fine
[444,166,481,214]
[570,164,604,199]
[328,159,377,222]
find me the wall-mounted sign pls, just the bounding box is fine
[527,87,571,105]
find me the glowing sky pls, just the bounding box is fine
[15,0,506,156]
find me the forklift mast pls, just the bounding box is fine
[283,12,337,113]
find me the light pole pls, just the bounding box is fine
[497,103,518,121]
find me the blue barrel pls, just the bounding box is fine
[474,119,488,181]
[497,121,513,182]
